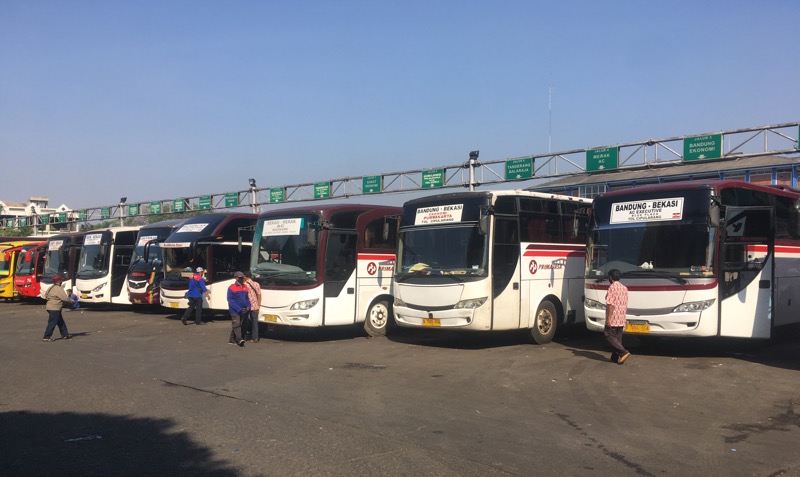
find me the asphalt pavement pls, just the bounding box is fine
[2,300,800,477]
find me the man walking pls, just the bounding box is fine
[182,267,210,325]
[227,271,250,347]
[243,274,262,342]
[604,268,630,364]
[42,275,74,341]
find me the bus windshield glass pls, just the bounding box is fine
[77,232,112,279]
[587,189,716,279]
[15,247,35,276]
[163,246,207,281]
[0,247,12,276]
[44,238,72,278]
[250,214,318,287]
[396,225,488,281]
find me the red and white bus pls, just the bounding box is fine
[392,190,591,343]
[585,180,800,339]
[249,204,400,336]
[14,241,48,300]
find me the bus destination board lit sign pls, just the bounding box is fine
[263,218,303,236]
[137,235,158,246]
[415,204,464,225]
[176,223,209,233]
[610,198,684,224]
[85,234,103,245]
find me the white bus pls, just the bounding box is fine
[160,213,257,312]
[40,232,86,298]
[249,204,401,336]
[74,226,141,304]
[393,190,591,344]
[585,180,800,339]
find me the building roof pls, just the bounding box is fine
[530,154,799,192]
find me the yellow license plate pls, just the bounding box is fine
[169,302,178,309]
[422,318,441,327]
[625,322,650,333]
[80,294,88,299]
[262,314,279,322]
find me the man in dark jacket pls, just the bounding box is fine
[227,271,249,347]
[182,267,210,325]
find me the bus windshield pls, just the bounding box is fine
[0,247,12,276]
[15,247,35,276]
[44,239,72,278]
[396,225,488,281]
[77,232,112,279]
[250,214,318,287]
[163,246,207,281]
[587,190,716,279]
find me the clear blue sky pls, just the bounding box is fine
[2,0,798,209]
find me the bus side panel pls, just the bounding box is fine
[774,246,800,327]
[719,261,772,339]
[492,261,521,330]
[355,254,395,324]
[521,244,585,328]
[324,271,358,326]
[208,279,235,312]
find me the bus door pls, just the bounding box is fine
[719,206,773,338]
[323,231,358,326]
[492,216,521,329]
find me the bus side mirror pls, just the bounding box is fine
[308,228,317,247]
[144,242,151,263]
[479,214,490,235]
[791,199,800,238]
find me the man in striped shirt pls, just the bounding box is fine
[605,269,630,364]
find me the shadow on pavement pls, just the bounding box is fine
[0,411,238,477]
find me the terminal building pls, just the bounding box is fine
[0,196,75,234]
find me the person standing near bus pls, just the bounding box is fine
[605,269,630,364]
[227,271,249,347]
[242,274,262,342]
[181,267,210,325]
[42,275,73,342]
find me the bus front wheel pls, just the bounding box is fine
[531,301,557,344]
[364,300,391,337]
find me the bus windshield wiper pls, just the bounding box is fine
[623,270,687,286]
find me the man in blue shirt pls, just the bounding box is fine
[182,267,210,325]
[227,271,250,347]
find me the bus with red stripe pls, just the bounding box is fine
[585,180,800,339]
[393,190,591,343]
[249,204,401,336]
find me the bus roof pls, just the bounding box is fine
[138,218,187,231]
[163,212,258,244]
[403,189,591,207]
[258,203,401,219]
[597,179,800,201]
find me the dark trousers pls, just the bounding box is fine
[249,310,259,341]
[229,312,244,344]
[604,326,628,359]
[182,297,204,324]
[44,310,69,339]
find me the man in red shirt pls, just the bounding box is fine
[605,269,630,364]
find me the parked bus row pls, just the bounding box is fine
[2,180,799,343]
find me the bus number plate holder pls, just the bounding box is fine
[422,318,440,327]
[262,314,279,323]
[625,321,650,334]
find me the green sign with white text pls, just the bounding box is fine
[587,147,619,172]
[199,196,212,210]
[174,199,185,213]
[269,188,285,203]
[422,169,444,189]
[78,210,87,222]
[314,182,331,199]
[150,202,161,215]
[505,158,533,180]
[225,192,239,207]
[363,176,382,193]
[128,204,139,216]
[101,207,110,219]
[684,134,722,161]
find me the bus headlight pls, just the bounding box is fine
[290,299,319,310]
[585,298,606,310]
[672,299,715,313]
[93,283,106,293]
[454,297,487,309]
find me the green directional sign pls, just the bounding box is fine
[174,199,185,213]
[150,202,161,215]
[587,147,619,172]
[19,217,27,226]
[422,168,444,189]
[101,207,111,219]
[41,215,49,225]
[314,182,331,199]
[684,134,722,161]
[225,192,239,207]
[128,204,140,216]
[269,188,285,203]
[363,175,382,194]
[58,212,66,223]
[78,210,87,222]
[199,196,212,210]
[505,158,534,180]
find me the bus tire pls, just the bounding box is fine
[531,301,557,344]
[364,300,391,337]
